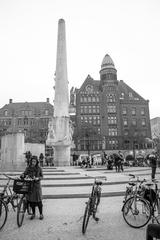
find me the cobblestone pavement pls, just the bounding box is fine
[1,197,146,240]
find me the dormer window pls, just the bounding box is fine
[129,92,133,98]
[45,109,49,115]
[4,110,8,116]
[120,92,124,99]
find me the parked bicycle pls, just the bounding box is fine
[82,176,107,234]
[0,173,20,230]
[122,177,160,228]
[0,173,32,230]
[122,174,146,206]
[13,176,33,227]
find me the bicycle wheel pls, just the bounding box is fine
[151,198,160,223]
[17,196,27,227]
[123,196,151,228]
[0,199,8,231]
[82,199,91,234]
[92,190,101,218]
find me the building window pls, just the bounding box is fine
[122,107,127,115]
[108,128,118,136]
[96,96,100,102]
[120,92,125,100]
[141,108,145,115]
[106,94,116,102]
[45,110,49,115]
[80,106,83,114]
[123,119,128,126]
[88,106,92,114]
[88,96,91,102]
[24,117,28,125]
[107,105,116,113]
[84,97,87,102]
[124,130,128,136]
[88,116,92,124]
[108,116,117,124]
[92,106,96,113]
[80,97,83,102]
[92,96,96,102]
[131,108,136,115]
[18,118,22,125]
[142,118,146,126]
[132,119,137,126]
[129,92,133,98]
[84,116,88,123]
[21,110,32,116]
[84,106,88,114]
[4,110,8,116]
[108,139,118,149]
[80,116,83,123]
[96,106,100,114]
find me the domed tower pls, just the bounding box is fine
[99,54,117,85]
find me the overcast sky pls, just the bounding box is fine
[0,0,159,119]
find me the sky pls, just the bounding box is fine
[0,0,160,119]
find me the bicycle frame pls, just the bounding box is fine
[82,176,106,234]
[1,174,20,211]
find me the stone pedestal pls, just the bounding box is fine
[0,132,25,170]
[54,146,70,166]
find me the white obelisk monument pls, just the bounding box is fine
[46,19,72,166]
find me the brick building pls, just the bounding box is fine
[70,54,152,153]
[0,98,53,145]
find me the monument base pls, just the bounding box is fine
[54,145,70,166]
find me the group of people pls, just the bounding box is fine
[25,151,46,167]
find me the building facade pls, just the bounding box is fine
[70,54,152,154]
[0,98,53,145]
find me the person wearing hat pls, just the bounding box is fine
[20,155,44,220]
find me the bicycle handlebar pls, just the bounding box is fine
[3,173,19,180]
[3,173,35,182]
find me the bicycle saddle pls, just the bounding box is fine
[128,182,136,186]
[95,180,102,185]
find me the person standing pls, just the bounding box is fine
[20,155,44,220]
[39,153,44,167]
[148,151,157,180]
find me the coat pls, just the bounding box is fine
[23,165,43,202]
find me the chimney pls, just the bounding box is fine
[9,99,13,104]
[46,98,50,103]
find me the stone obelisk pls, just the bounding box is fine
[51,19,71,166]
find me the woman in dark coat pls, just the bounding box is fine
[21,155,44,220]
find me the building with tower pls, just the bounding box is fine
[70,54,152,154]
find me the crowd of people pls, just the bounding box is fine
[71,151,125,172]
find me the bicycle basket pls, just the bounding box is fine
[13,180,31,194]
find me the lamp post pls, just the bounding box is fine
[85,133,90,156]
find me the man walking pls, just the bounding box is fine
[148,151,157,180]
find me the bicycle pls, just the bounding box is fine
[122,174,151,228]
[13,177,33,227]
[82,177,107,234]
[0,173,20,230]
[142,179,160,224]
[122,174,146,207]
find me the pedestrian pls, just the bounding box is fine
[39,153,44,167]
[20,155,44,220]
[72,152,77,166]
[25,151,32,166]
[148,151,157,180]
[118,151,124,172]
